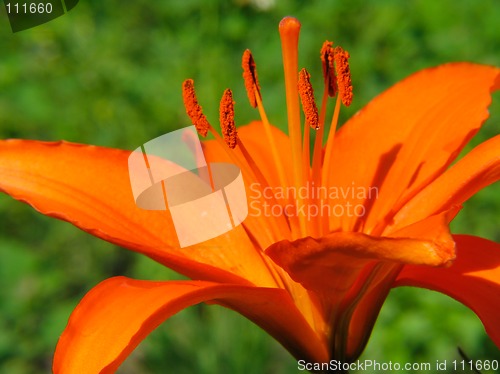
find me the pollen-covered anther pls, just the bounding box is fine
[298,68,319,130]
[242,49,261,108]
[219,89,237,149]
[320,41,337,97]
[182,79,210,137]
[334,46,353,106]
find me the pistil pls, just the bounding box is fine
[279,16,307,236]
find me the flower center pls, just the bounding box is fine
[182,16,353,241]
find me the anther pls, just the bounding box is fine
[219,89,237,149]
[333,46,353,106]
[242,49,261,108]
[320,41,338,97]
[298,68,319,130]
[182,79,210,137]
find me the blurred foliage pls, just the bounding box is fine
[0,0,499,373]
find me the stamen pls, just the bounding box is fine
[313,43,335,193]
[217,87,294,237]
[334,47,353,107]
[318,47,352,234]
[298,68,319,237]
[242,49,261,108]
[211,109,292,244]
[224,102,296,240]
[298,68,319,130]
[219,89,237,149]
[313,42,336,237]
[242,50,289,195]
[181,82,292,244]
[320,41,337,97]
[182,79,210,137]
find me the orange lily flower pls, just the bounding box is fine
[1,16,500,373]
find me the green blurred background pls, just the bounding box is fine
[0,0,499,373]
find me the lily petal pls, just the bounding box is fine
[395,235,500,348]
[328,63,500,233]
[53,277,328,373]
[388,134,500,231]
[0,140,277,286]
[266,210,456,295]
[266,210,457,361]
[336,208,460,360]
